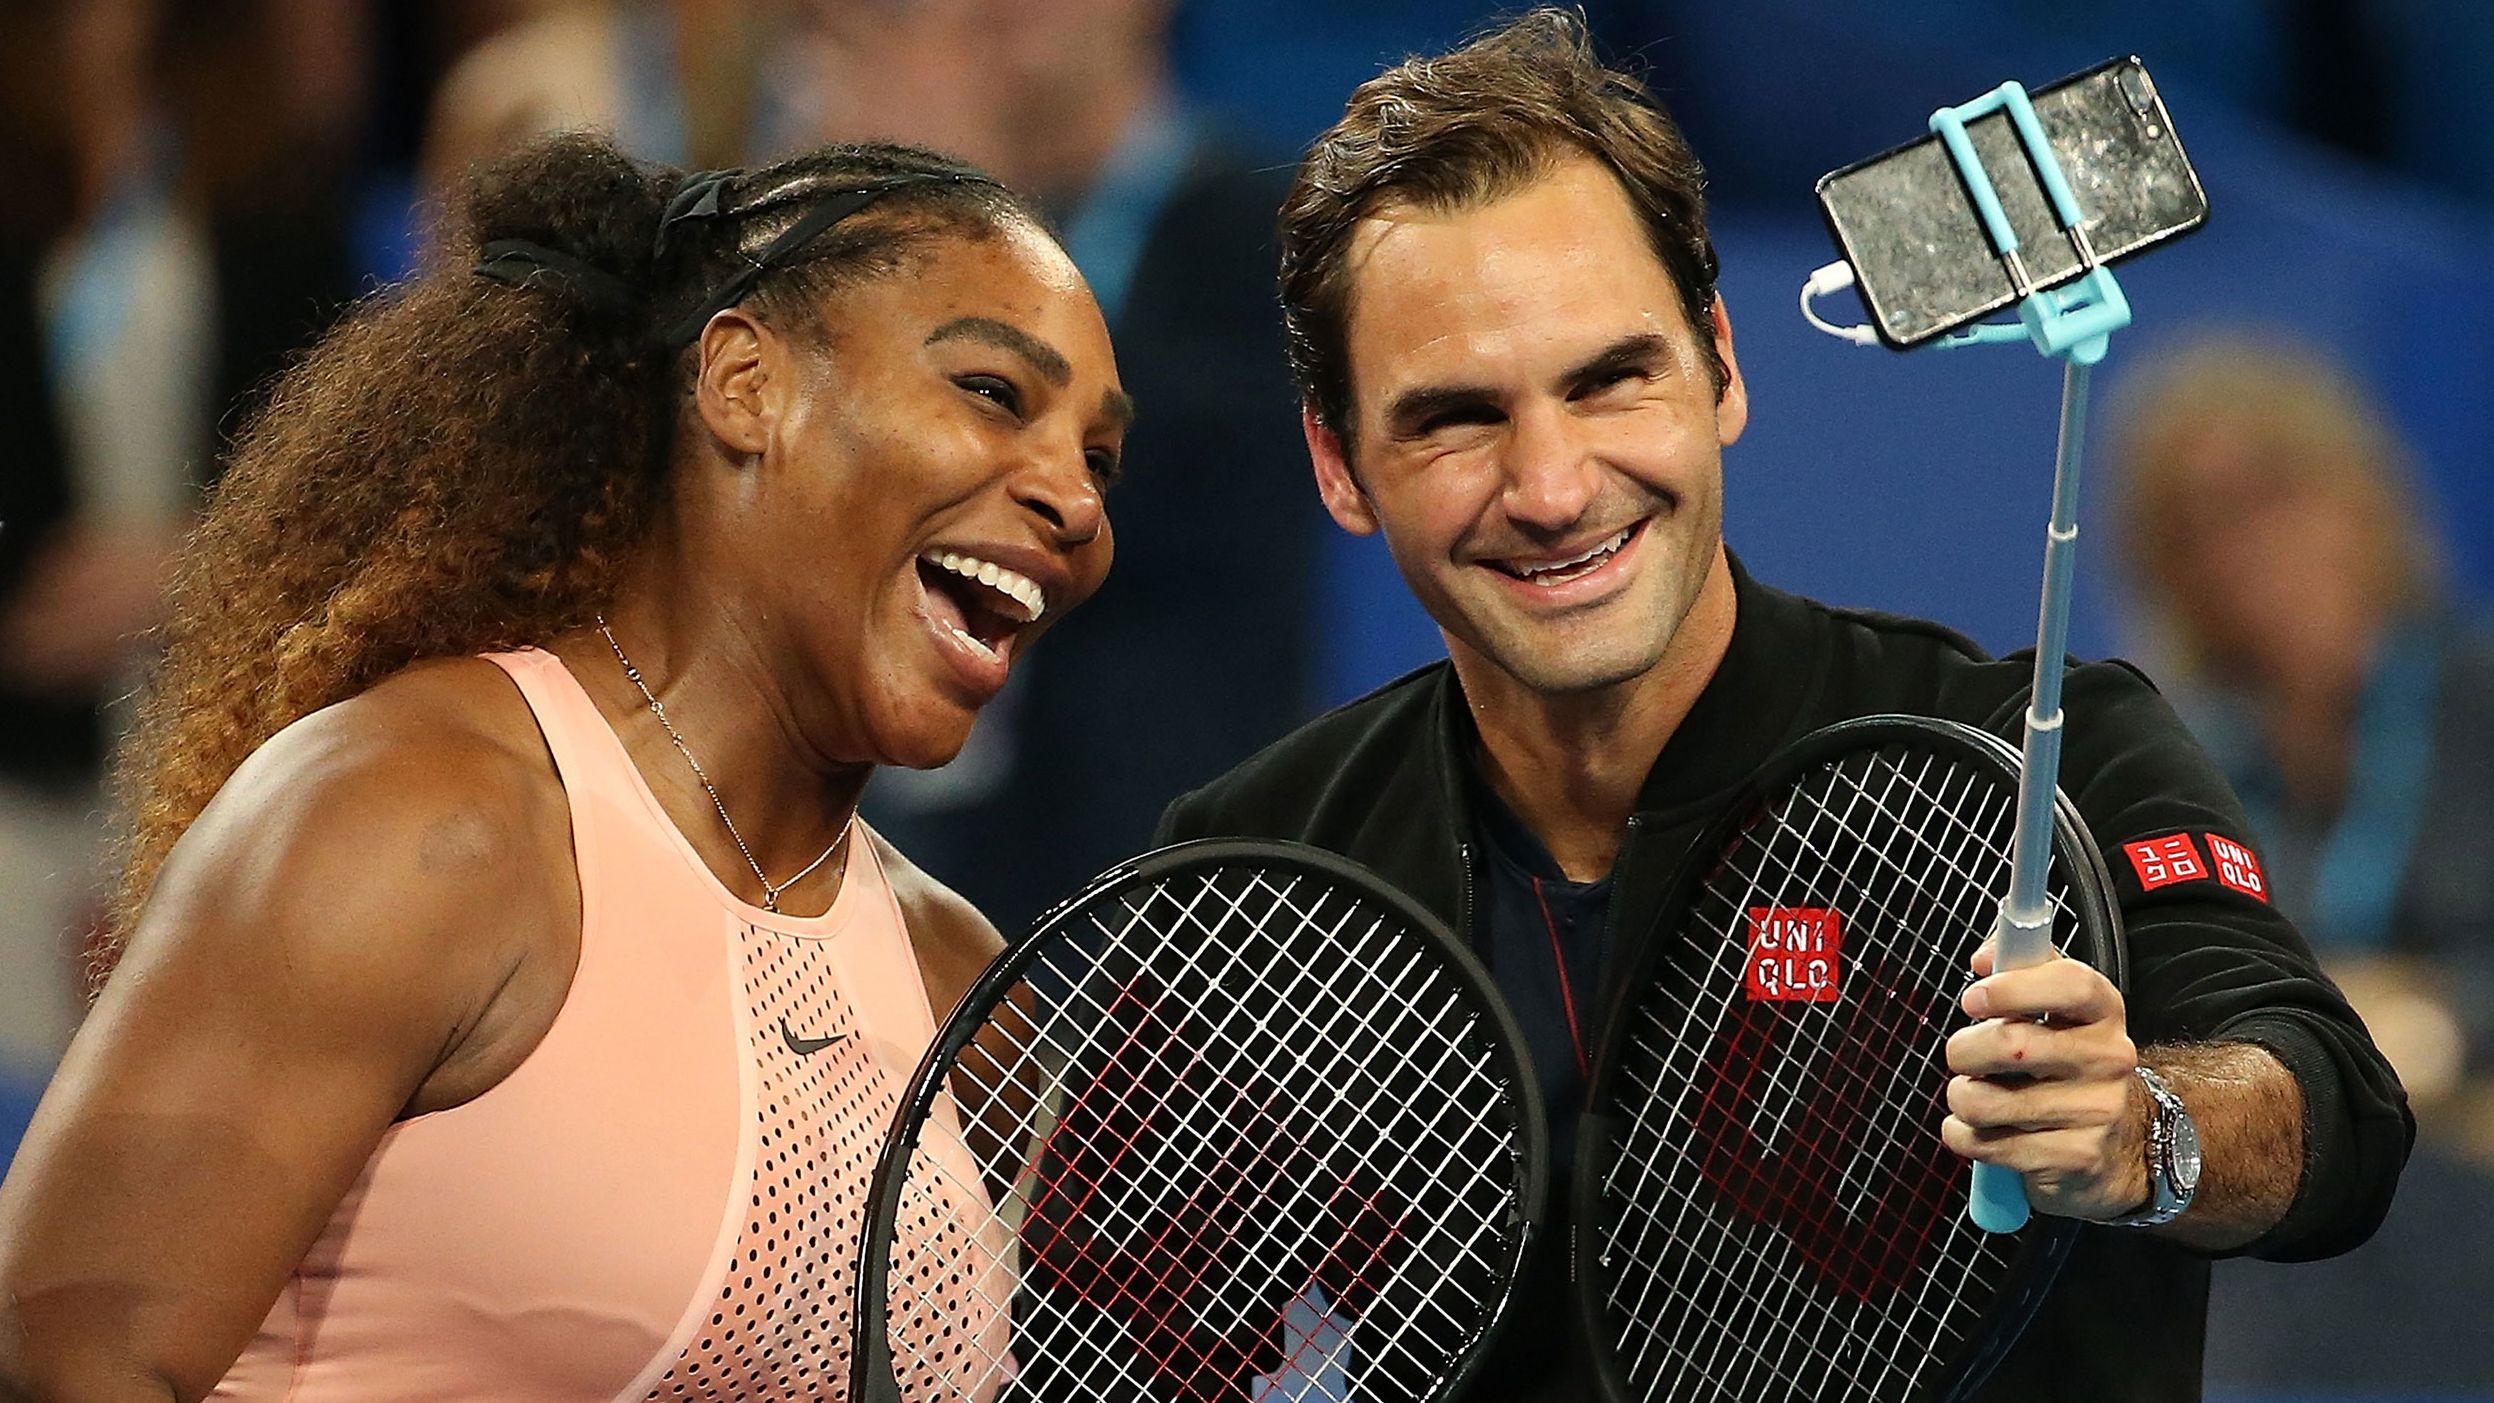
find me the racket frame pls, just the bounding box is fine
[1571,714,2126,1403]
[851,837,1551,1403]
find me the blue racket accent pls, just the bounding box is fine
[1921,78,2132,1234]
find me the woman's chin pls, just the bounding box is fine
[872,715,980,773]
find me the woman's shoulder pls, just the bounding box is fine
[182,657,566,883]
[130,654,583,1104]
[867,828,1004,1024]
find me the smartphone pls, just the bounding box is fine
[1815,56,2209,349]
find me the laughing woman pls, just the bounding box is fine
[0,132,1128,1402]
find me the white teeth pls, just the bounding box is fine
[1513,525,1633,581]
[928,550,1045,623]
[944,622,1001,664]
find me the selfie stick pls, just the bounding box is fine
[1916,82,2135,1234]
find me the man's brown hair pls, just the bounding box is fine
[1278,7,1723,441]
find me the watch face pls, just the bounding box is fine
[2171,1110,2204,1192]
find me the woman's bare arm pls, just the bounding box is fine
[0,677,574,1403]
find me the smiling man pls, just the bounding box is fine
[1156,11,2411,1400]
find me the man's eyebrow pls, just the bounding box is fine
[1382,382,1502,437]
[925,315,1071,387]
[1562,333,1677,389]
[1379,333,1683,437]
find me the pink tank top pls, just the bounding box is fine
[214,648,1008,1402]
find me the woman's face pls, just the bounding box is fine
[705,219,1129,769]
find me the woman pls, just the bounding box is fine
[0,131,1128,1400]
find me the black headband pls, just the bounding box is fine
[470,167,1001,347]
[653,169,1001,348]
[653,167,742,263]
[472,239,644,318]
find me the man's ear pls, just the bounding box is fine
[692,310,775,458]
[1304,405,1378,536]
[1708,295,1749,449]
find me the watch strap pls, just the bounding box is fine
[2102,1065,2193,1228]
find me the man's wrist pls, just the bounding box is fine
[2104,1064,2155,1218]
[2103,1064,2203,1227]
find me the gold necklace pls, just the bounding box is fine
[597,617,849,913]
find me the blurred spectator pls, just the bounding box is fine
[2112,330,2494,1395]
[0,0,369,1098]
[817,0,1324,933]
[421,0,820,195]
[0,4,91,1091]
[2113,331,2494,1153]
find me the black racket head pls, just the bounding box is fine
[1574,715,2125,1403]
[852,838,1548,1403]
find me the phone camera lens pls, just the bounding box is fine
[2119,65,2165,138]
[2120,67,2157,113]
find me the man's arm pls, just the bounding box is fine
[1942,945,2306,1251]
[1940,658,2412,1257]
[2145,1041,2304,1249]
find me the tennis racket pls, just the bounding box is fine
[850,838,1547,1403]
[1574,715,2125,1403]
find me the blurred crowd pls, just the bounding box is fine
[2106,335,2494,1392]
[1,1,2490,1393]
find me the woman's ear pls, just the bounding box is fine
[692,310,777,458]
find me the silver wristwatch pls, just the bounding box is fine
[2105,1064,2202,1228]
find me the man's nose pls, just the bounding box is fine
[1498,401,1599,534]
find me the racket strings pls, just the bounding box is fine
[1007,912,1496,1395]
[1010,877,1513,1396]
[1626,752,2055,1385]
[964,899,1516,1289]
[1008,982,1402,1375]
[1602,755,2010,1253]
[1616,747,2025,1385]
[1604,751,2027,1235]
[873,864,1531,1402]
[1663,755,2030,1257]
[1591,745,2082,1403]
[1596,772,1965,1395]
[1598,752,2004,1394]
[917,947,1513,1382]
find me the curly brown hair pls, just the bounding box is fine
[1278,7,1721,443]
[95,131,1045,992]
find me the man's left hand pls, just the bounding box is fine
[1941,941,2150,1222]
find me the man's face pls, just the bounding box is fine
[1315,155,1746,698]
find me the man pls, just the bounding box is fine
[1156,11,2411,1400]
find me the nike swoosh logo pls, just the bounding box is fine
[779,1016,850,1057]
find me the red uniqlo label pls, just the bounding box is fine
[2205,834,2270,901]
[1746,907,1842,1002]
[2123,833,2209,890]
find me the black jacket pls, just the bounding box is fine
[1158,555,2412,1402]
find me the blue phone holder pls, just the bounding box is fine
[1927,81,2133,365]
[1920,80,2131,1235]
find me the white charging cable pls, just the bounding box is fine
[1800,260,1881,346]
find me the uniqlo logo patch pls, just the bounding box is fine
[2124,833,2209,890]
[1746,907,1842,1002]
[2206,834,2270,902]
